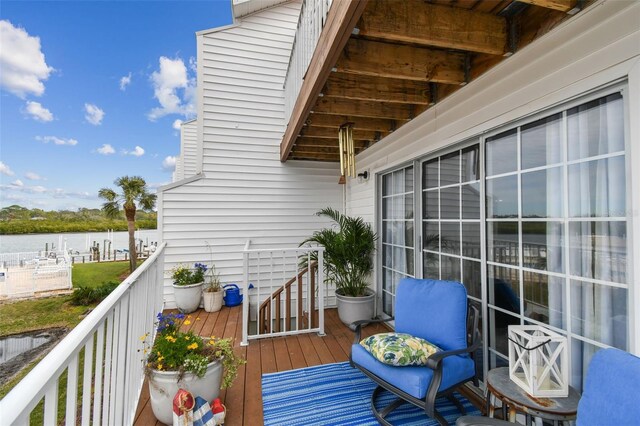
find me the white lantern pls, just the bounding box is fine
[508,325,569,397]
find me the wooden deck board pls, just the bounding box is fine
[134,307,394,425]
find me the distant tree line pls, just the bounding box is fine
[0,205,157,235]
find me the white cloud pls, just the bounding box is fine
[119,72,132,91]
[124,146,145,157]
[147,56,196,121]
[24,100,53,122]
[172,119,183,130]
[0,20,54,98]
[0,161,15,176]
[97,144,115,155]
[11,179,24,187]
[84,103,105,125]
[26,185,47,194]
[162,155,177,171]
[25,171,43,180]
[36,135,78,146]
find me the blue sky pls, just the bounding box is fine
[0,0,233,210]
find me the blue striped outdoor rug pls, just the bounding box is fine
[262,362,480,425]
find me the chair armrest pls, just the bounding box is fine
[426,337,482,369]
[353,317,394,344]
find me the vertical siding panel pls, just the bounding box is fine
[159,1,342,308]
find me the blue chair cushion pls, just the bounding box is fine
[395,278,468,352]
[577,348,640,426]
[352,343,475,399]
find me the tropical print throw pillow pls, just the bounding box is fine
[360,332,440,366]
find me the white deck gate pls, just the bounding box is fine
[0,243,166,425]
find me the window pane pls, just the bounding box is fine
[406,248,415,276]
[383,268,392,291]
[521,113,562,169]
[522,271,565,329]
[522,221,564,273]
[383,197,391,219]
[383,245,392,268]
[462,259,481,299]
[393,169,404,194]
[383,290,393,316]
[423,221,439,251]
[441,223,460,255]
[487,222,519,266]
[382,173,392,194]
[405,167,414,194]
[423,189,439,219]
[462,222,481,259]
[405,219,414,248]
[486,175,518,218]
[488,265,520,315]
[382,220,391,243]
[568,156,626,218]
[461,145,480,182]
[404,194,414,220]
[441,255,460,282]
[441,186,460,219]
[568,93,624,161]
[488,308,519,357]
[486,129,517,176]
[522,167,563,218]
[423,159,439,189]
[569,221,626,283]
[570,280,627,350]
[462,182,481,219]
[392,195,404,220]
[423,252,439,278]
[393,246,406,273]
[440,151,461,186]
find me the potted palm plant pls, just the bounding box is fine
[203,264,223,312]
[301,207,377,328]
[172,263,206,313]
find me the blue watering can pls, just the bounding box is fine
[223,284,243,307]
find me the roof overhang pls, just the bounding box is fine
[280,0,587,162]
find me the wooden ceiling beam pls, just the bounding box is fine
[515,0,578,13]
[312,97,415,121]
[336,38,466,85]
[300,125,385,141]
[323,73,431,105]
[295,137,370,149]
[358,0,507,55]
[306,113,400,133]
[280,0,369,162]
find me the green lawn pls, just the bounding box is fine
[0,260,137,336]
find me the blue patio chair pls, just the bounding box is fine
[456,348,640,426]
[350,278,481,426]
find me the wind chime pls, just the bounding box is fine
[338,123,355,183]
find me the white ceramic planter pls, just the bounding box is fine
[172,282,203,313]
[148,360,222,424]
[336,288,375,330]
[203,290,223,312]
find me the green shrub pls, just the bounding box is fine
[70,281,119,305]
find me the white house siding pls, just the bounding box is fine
[172,156,183,182]
[346,1,640,353]
[159,0,343,308]
[180,119,199,177]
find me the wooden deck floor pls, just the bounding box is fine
[133,306,391,426]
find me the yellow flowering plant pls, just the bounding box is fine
[141,312,245,388]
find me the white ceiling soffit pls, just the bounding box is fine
[232,0,291,19]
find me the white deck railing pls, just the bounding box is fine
[242,241,326,345]
[0,243,166,425]
[283,0,333,125]
[0,251,72,300]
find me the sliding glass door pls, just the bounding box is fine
[378,87,630,390]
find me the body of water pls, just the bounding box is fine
[0,230,158,254]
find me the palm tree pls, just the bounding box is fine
[99,176,156,273]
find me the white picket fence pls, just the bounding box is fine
[0,243,166,425]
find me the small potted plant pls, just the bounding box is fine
[203,264,223,312]
[171,262,207,313]
[142,312,245,424]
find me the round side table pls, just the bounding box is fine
[486,367,580,425]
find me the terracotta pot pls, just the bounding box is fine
[203,290,223,312]
[172,281,203,313]
[148,360,222,424]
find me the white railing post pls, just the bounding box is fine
[317,248,325,336]
[241,240,251,346]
